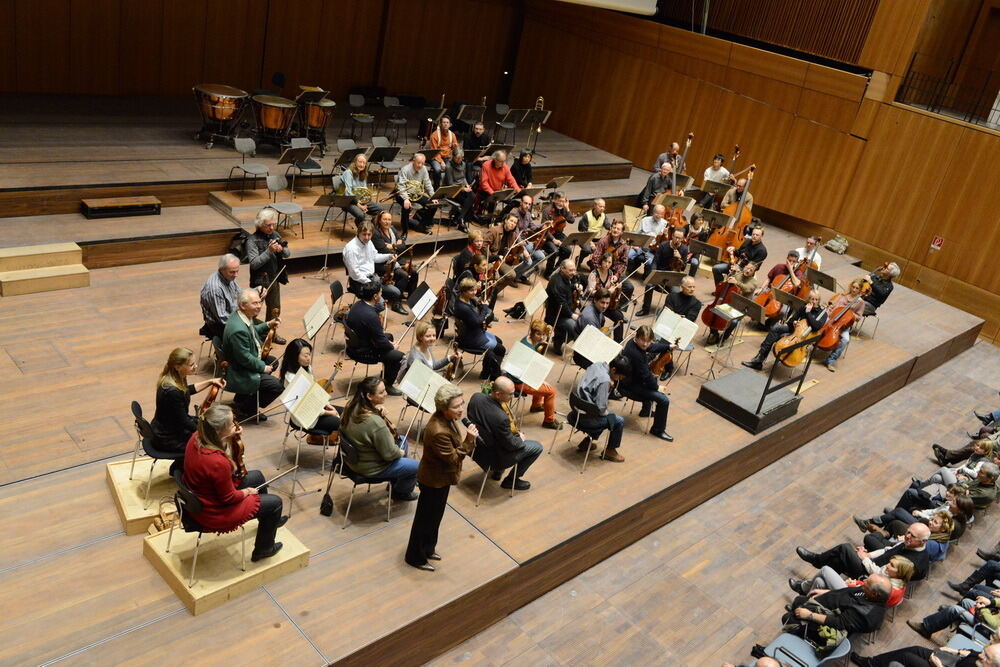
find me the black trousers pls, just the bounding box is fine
[755,322,793,360]
[233,355,282,418]
[851,646,935,667]
[397,195,435,234]
[542,239,573,275]
[552,316,579,353]
[405,483,450,566]
[450,189,474,223]
[239,470,283,554]
[810,542,868,578]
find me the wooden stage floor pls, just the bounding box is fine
[0,218,982,664]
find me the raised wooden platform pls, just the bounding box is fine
[105,457,175,536]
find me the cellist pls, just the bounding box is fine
[706,262,758,347]
[820,277,869,373]
[712,225,767,285]
[741,291,827,371]
[753,250,807,326]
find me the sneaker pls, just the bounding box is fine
[826,362,837,372]
[601,449,625,462]
[541,420,564,430]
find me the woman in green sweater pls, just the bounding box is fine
[340,376,418,501]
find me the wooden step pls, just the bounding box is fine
[81,195,162,219]
[0,263,90,296]
[0,242,82,272]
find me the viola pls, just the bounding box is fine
[707,165,756,250]
[649,336,681,378]
[229,425,248,479]
[432,284,449,317]
[199,362,228,414]
[260,308,280,360]
[443,341,459,381]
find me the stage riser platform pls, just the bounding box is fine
[338,350,928,665]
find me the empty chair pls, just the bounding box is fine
[381,96,408,145]
[339,94,374,141]
[494,103,517,145]
[286,137,324,192]
[265,176,305,238]
[226,138,269,200]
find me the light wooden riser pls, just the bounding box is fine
[0,264,90,296]
[0,242,82,272]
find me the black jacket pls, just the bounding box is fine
[667,291,702,323]
[545,272,579,324]
[150,384,196,453]
[468,392,525,470]
[454,299,491,350]
[345,301,394,360]
[621,339,670,391]
[808,587,884,633]
[734,239,767,268]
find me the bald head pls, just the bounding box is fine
[493,376,515,395]
[652,205,666,217]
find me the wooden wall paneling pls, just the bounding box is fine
[313,0,384,100]
[795,89,860,133]
[657,23,731,85]
[858,0,931,75]
[15,0,72,93]
[727,43,808,87]
[160,0,207,97]
[119,0,163,96]
[68,0,120,95]
[0,0,17,91]
[260,1,326,98]
[803,64,868,101]
[723,68,802,114]
[851,98,881,138]
[911,0,985,68]
[201,0,268,93]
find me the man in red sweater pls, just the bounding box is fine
[476,150,520,223]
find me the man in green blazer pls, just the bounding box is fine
[222,288,282,422]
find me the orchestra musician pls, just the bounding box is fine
[510,149,533,188]
[404,383,478,572]
[712,225,767,285]
[754,250,807,324]
[638,162,673,213]
[576,198,608,267]
[507,321,563,430]
[221,288,282,422]
[343,222,408,316]
[586,219,630,275]
[668,276,704,322]
[459,254,504,310]
[545,259,584,356]
[720,178,754,212]
[630,204,668,275]
[182,404,286,562]
[568,355,632,463]
[540,191,575,276]
[279,338,341,435]
[462,120,491,184]
[477,150,520,217]
[453,230,485,278]
[395,153,437,235]
[427,116,458,187]
[340,376,419,501]
[200,253,243,342]
[742,290,828,371]
[151,347,225,453]
[344,281,405,395]
[618,324,675,441]
[246,208,289,342]
[863,262,900,316]
[706,262,758,347]
[485,213,533,288]
[572,287,618,370]
[795,235,823,270]
[821,277,870,373]
[372,211,418,302]
[698,153,731,207]
[396,321,460,385]
[442,149,473,232]
[637,228,693,317]
[653,142,682,172]
[510,194,537,235]
[684,212,711,243]
[454,277,506,380]
[586,255,631,341]
[468,377,544,491]
[338,152,384,226]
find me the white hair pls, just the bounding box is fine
[219,253,240,269]
[255,208,278,227]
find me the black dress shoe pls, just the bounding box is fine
[489,469,502,480]
[276,515,290,529]
[427,552,442,561]
[652,431,674,442]
[517,276,531,286]
[975,411,993,425]
[392,491,418,501]
[458,222,469,233]
[391,303,410,316]
[501,477,531,490]
[977,548,1000,561]
[273,334,287,345]
[609,390,623,401]
[852,515,872,532]
[386,386,403,396]
[741,359,764,370]
[788,578,806,594]
[947,580,970,594]
[931,444,948,466]
[408,562,435,571]
[796,546,820,565]
[635,308,650,317]
[251,542,283,562]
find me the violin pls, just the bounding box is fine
[570,281,582,312]
[649,336,681,378]
[708,165,755,250]
[376,407,399,440]
[228,422,248,479]
[444,341,459,381]
[432,284,449,317]
[260,308,280,360]
[199,362,227,414]
[316,360,345,393]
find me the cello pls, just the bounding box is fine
[700,263,752,333]
[753,257,809,320]
[772,317,815,367]
[816,281,871,351]
[707,165,756,250]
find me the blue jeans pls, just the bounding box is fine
[921,598,977,633]
[826,329,851,364]
[574,413,625,450]
[525,243,546,275]
[380,437,418,496]
[687,256,699,277]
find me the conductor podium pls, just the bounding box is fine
[697,368,802,434]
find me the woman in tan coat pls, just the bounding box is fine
[404,384,479,571]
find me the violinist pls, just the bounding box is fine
[706,262,758,347]
[684,213,711,244]
[459,254,503,310]
[279,338,341,435]
[545,259,583,356]
[345,281,405,395]
[468,377,544,491]
[821,277,869,373]
[795,235,823,270]
[586,219,630,275]
[372,210,418,301]
[511,195,537,235]
[619,325,674,442]
[586,252,632,339]
[507,321,562,430]
[742,290,827,371]
[863,262,899,316]
[572,288,617,370]
[638,162,673,213]
[151,347,226,453]
[340,376,419,501]
[485,213,532,288]
[539,192,574,276]
[221,288,283,422]
[343,222,408,316]
[668,276,703,322]
[246,208,290,342]
[576,198,607,267]
[454,277,506,380]
[712,225,767,285]
[630,204,669,275]
[397,322,460,385]
[182,404,286,562]
[510,149,533,189]
[637,228,692,317]
[453,230,485,278]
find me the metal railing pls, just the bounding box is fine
[897,52,1000,129]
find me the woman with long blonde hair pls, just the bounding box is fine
[150,347,225,453]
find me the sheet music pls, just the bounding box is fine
[622,205,642,231]
[411,287,438,320]
[303,295,330,339]
[290,381,331,430]
[278,367,313,413]
[398,359,449,413]
[573,325,623,364]
[653,309,698,349]
[522,282,547,318]
[502,343,553,390]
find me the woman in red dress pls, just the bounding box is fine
[181,404,286,561]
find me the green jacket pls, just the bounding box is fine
[342,413,402,477]
[221,313,271,395]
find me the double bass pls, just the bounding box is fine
[707,165,756,250]
[665,133,694,228]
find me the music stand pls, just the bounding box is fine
[701,180,731,198]
[307,194,355,280]
[278,146,317,197]
[545,176,573,190]
[456,104,487,126]
[561,230,596,265]
[694,304,745,380]
[417,148,442,163]
[482,188,516,224]
[519,185,545,200]
[622,231,654,249]
[772,288,807,318]
[699,209,733,232]
[523,108,551,155]
[483,143,514,157]
[333,147,364,174]
[659,194,695,213]
[730,293,765,325]
[806,268,837,293]
[425,183,464,259]
[643,269,686,315]
[671,174,694,191]
[689,239,722,273]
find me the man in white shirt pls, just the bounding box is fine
[703,153,731,184]
[342,222,408,315]
[794,235,823,270]
[395,153,437,236]
[629,205,668,275]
